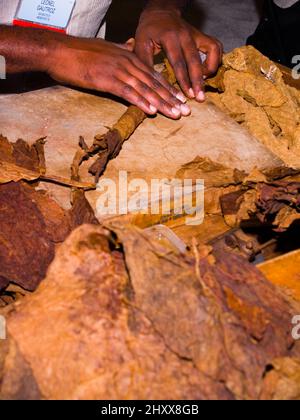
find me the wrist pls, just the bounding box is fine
[143,0,184,16]
[39,32,67,74]
[140,8,181,27]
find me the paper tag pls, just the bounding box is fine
[14,0,76,33]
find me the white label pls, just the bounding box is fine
[16,0,76,29]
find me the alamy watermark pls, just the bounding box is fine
[292,315,300,341]
[96,171,204,226]
[0,54,6,80]
[0,315,6,340]
[292,55,300,80]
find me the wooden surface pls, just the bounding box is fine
[258,250,300,301]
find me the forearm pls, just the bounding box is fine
[144,0,190,14]
[0,25,61,74]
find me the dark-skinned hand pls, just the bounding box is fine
[135,9,223,102]
[49,36,190,119]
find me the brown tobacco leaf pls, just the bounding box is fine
[69,189,100,227]
[0,182,99,292]
[0,135,45,173]
[176,156,247,187]
[88,129,123,180]
[221,180,300,231]
[206,46,300,168]
[0,160,41,184]
[274,206,300,231]
[12,138,46,174]
[256,182,300,231]
[0,182,56,291]
[0,135,46,174]
[89,106,146,182]
[260,358,300,400]
[0,135,46,184]
[0,135,95,190]
[70,136,89,182]
[1,224,299,400]
[72,106,146,184]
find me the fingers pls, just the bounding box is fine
[131,55,187,104]
[117,69,190,119]
[135,37,155,68]
[161,34,195,99]
[193,30,223,77]
[203,40,223,77]
[130,59,191,117]
[181,33,206,101]
[119,53,191,118]
[110,79,158,115]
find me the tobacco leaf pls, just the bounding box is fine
[71,107,146,184]
[0,182,56,291]
[88,107,146,182]
[273,206,300,231]
[0,181,99,292]
[69,189,100,228]
[176,156,247,187]
[0,135,45,172]
[206,46,300,168]
[0,160,41,184]
[12,138,46,173]
[260,358,300,400]
[256,182,300,231]
[220,179,300,231]
[1,223,299,400]
[0,135,95,190]
[70,136,89,182]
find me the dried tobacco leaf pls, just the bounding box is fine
[12,138,46,173]
[71,107,146,184]
[88,107,146,182]
[260,358,300,400]
[69,189,99,227]
[176,156,247,187]
[0,160,41,184]
[206,46,300,168]
[0,135,45,172]
[220,179,300,231]
[0,182,56,291]
[1,224,299,400]
[0,181,99,292]
[0,135,95,189]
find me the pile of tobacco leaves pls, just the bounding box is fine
[0,130,300,400]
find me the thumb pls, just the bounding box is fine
[135,39,155,68]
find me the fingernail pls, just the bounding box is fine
[203,75,207,80]
[172,107,181,117]
[149,105,157,114]
[180,104,191,116]
[196,91,206,102]
[176,92,187,103]
[188,88,195,98]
